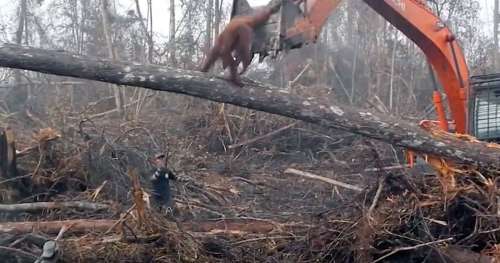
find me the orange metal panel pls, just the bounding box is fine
[284,0,470,133]
[363,0,469,133]
[286,0,343,41]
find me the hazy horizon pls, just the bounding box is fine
[0,0,495,42]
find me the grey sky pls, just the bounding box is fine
[121,0,496,40]
[0,0,267,40]
[0,0,495,41]
[126,0,267,39]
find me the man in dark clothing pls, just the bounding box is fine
[149,153,176,213]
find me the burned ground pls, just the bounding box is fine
[1,101,499,263]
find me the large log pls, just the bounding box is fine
[0,219,116,235]
[0,44,498,168]
[0,218,307,235]
[0,201,110,213]
[0,246,37,262]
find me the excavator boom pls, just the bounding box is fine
[232,0,470,134]
[362,0,469,134]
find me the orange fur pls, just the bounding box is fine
[200,6,279,86]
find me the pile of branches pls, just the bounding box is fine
[2,168,500,262]
[296,167,500,262]
[1,123,500,262]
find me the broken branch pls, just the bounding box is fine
[284,168,363,192]
[0,219,116,235]
[228,122,297,149]
[373,237,454,263]
[0,246,37,261]
[0,201,110,212]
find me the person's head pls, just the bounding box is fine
[149,153,167,170]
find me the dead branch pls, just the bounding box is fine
[86,93,154,119]
[231,235,297,246]
[289,63,311,87]
[363,164,412,172]
[228,122,297,149]
[373,237,454,263]
[183,218,299,234]
[0,201,110,212]
[0,245,37,261]
[16,136,60,158]
[128,168,146,226]
[367,176,385,220]
[104,205,136,235]
[0,174,30,185]
[186,219,276,234]
[0,44,498,168]
[0,219,116,235]
[284,168,363,192]
[441,246,495,263]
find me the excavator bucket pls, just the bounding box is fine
[230,0,307,61]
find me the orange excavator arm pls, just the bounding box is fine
[272,0,470,134]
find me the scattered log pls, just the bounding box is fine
[0,201,110,213]
[0,245,37,262]
[24,233,50,247]
[0,218,306,236]
[0,127,18,180]
[0,44,498,168]
[183,218,308,235]
[362,164,412,172]
[373,238,454,263]
[284,168,363,192]
[185,218,279,234]
[440,247,495,263]
[0,127,24,201]
[0,219,116,235]
[228,122,297,149]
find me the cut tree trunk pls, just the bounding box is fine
[0,219,117,235]
[0,218,307,235]
[0,127,21,201]
[0,201,110,213]
[0,44,498,168]
[0,128,16,180]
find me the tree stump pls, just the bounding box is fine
[0,127,20,202]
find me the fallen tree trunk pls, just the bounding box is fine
[0,218,308,236]
[0,44,498,168]
[0,219,117,235]
[0,201,110,212]
[0,246,37,262]
[185,218,295,234]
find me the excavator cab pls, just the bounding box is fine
[469,74,500,142]
[230,0,325,61]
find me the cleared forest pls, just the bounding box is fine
[0,0,499,262]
